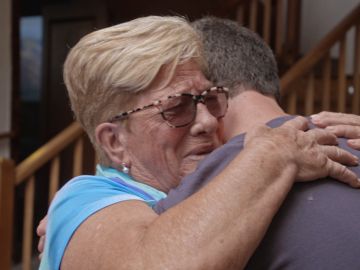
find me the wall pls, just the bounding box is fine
[0,0,12,158]
[301,0,359,74]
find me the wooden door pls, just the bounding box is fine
[41,1,107,183]
[42,2,107,140]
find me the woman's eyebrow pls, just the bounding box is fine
[172,80,213,95]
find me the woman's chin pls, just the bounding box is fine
[179,154,207,177]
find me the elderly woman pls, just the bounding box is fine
[39,16,359,270]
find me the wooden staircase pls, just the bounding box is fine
[0,2,359,269]
[230,0,302,72]
[0,122,85,270]
[281,4,360,115]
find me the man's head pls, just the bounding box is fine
[192,16,280,101]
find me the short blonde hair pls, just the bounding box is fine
[63,16,205,165]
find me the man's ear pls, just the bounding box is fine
[95,123,129,166]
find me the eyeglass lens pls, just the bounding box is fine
[159,90,227,127]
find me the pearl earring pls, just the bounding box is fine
[121,163,130,174]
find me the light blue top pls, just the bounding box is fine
[39,165,166,270]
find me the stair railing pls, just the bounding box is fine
[0,122,86,270]
[233,0,302,68]
[280,4,360,115]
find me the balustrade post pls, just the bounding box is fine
[0,158,15,270]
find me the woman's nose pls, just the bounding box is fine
[190,103,219,136]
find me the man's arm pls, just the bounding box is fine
[59,117,359,270]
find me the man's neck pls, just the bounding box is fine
[223,90,287,140]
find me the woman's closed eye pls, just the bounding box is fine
[162,102,189,119]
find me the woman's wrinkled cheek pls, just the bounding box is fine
[178,154,206,178]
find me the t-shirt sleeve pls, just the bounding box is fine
[39,176,145,270]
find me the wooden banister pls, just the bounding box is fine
[0,122,85,269]
[305,72,315,115]
[233,0,302,72]
[321,53,332,111]
[22,176,35,270]
[249,0,258,31]
[281,3,360,93]
[353,22,360,114]
[0,121,85,270]
[0,158,15,270]
[275,0,284,55]
[73,137,84,177]
[15,122,83,185]
[337,36,347,112]
[49,156,60,203]
[263,0,272,44]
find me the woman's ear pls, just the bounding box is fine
[95,123,129,166]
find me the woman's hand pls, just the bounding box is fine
[311,111,360,150]
[245,116,360,187]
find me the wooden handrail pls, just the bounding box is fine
[281,3,360,93]
[0,121,84,270]
[15,122,83,185]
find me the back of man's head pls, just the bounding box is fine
[192,17,280,101]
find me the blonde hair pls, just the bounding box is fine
[63,16,205,165]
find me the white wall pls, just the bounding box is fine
[0,0,12,158]
[301,0,359,74]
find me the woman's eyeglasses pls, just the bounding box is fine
[108,86,229,128]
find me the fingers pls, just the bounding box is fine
[311,112,360,151]
[282,116,309,131]
[324,124,360,151]
[37,215,48,256]
[326,159,360,188]
[311,111,360,127]
[325,125,360,139]
[36,215,48,237]
[306,128,338,146]
[319,145,359,166]
[319,145,359,188]
[348,139,360,150]
[38,236,45,258]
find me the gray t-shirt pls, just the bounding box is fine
[154,115,360,270]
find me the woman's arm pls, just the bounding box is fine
[40,117,359,270]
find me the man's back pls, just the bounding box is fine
[246,118,360,269]
[155,116,360,269]
[246,178,360,269]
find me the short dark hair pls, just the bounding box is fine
[192,17,280,101]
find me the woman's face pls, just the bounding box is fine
[120,60,224,192]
